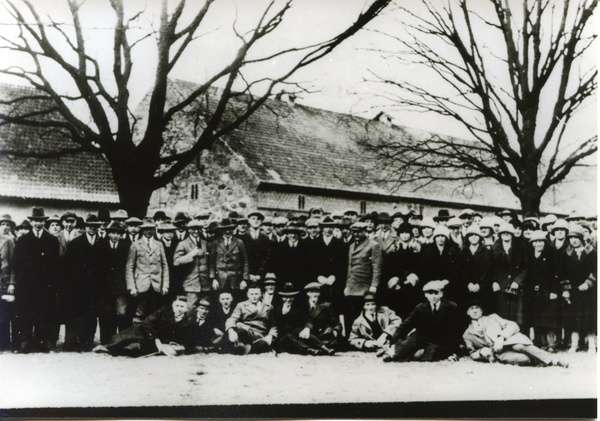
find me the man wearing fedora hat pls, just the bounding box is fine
[349,292,400,352]
[310,216,347,313]
[433,209,453,226]
[272,282,335,356]
[268,221,311,290]
[11,207,61,353]
[173,220,209,308]
[463,301,567,367]
[172,212,190,242]
[209,219,249,300]
[96,221,133,340]
[62,213,105,351]
[383,280,462,362]
[126,219,170,323]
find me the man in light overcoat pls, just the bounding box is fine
[126,220,169,322]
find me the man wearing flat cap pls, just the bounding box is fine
[304,282,343,350]
[383,280,462,362]
[11,207,61,352]
[126,219,170,322]
[344,222,383,335]
[62,213,105,351]
[174,219,210,307]
[60,212,79,244]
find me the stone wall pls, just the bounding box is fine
[148,141,260,220]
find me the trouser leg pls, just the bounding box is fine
[421,343,449,361]
[394,334,425,362]
[510,343,552,365]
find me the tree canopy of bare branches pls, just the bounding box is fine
[0,0,391,216]
[360,0,596,214]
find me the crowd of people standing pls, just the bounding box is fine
[0,205,595,366]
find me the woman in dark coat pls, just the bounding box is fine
[458,225,492,311]
[378,222,421,319]
[558,224,597,353]
[490,223,529,326]
[526,231,560,351]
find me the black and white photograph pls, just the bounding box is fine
[0,0,596,418]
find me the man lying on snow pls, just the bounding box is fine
[463,301,568,367]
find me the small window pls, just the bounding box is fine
[191,184,199,200]
[360,201,367,214]
[298,195,306,210]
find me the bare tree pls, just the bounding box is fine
[358,0,596,214]
[0,0,390,216]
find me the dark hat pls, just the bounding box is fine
[235,217,249,225]
[0,214,15,227]
[391,211,412,223]
[106,221,125,232]
[15,219,32,230]
[60,211,78,222]
[343,209,359,217]
[508,218,523,229]
[377,212,392,224]
[157,222,177,232]
[194,210,212,220]
[466,300,484,310]
[75,216,85,229]
[218,218,236,230]
[497,209,518,220]
[98,208,111,223]
[173,295,188,303]
[248,211,265,221]
[297,215,308,224]
[396,222,413,234]
[410,213,423,221]
[85,214,103,226]
[278,282,299,297]
[27,207,48,221]
[207,221,219,233]
[173,212,190,225]
[283,221,304,234]
[522,220,539,231]
[153,210,168,221]
[363,292,377,302]
[359,213,376,223]
[433,209,453,222]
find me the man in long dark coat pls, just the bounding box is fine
[268,222,311,290]
[239,211,271,283]
[11,207,61,353]
[63,214,104,352]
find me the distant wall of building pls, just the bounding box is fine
[0,197,118,224]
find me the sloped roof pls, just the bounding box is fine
[162,79,595,214]
[0,84,119,203]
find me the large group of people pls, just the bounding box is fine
[0,204,595,367]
